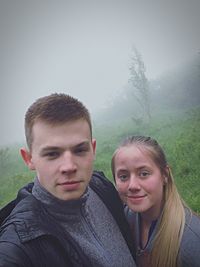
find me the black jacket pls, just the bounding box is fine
[0,171,135,267]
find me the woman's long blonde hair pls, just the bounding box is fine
[111,136,186,267]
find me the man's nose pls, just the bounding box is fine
[59,151,77,174]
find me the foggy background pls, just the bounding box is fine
[0,0,200,146]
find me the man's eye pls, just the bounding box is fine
[44,152,60,159]
[74,147,89,154]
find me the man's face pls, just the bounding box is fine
[21,119,96,201]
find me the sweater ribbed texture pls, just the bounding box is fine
[32,178,136,267]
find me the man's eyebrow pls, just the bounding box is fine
[40,146,61,154]
[40,141,90,153]
[75,141,90,147]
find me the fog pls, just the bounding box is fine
[0,0,200,146]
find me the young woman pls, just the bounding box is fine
[111,135,200,267]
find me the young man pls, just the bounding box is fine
[0,93,136,267]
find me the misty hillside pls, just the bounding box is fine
[94,54,200,125]
[151,55,200,110]
[0,54,200,211]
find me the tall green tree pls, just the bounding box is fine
[128,47,151,123]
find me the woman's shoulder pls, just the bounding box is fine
[179,209,200,267]
[184,208,200,237]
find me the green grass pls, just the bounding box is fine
[0,107,200,213]
[0,145,35,207]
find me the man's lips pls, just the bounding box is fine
[58,181,81,185]
[57,181,82,191]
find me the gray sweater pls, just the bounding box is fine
[32,178,136,267]
[125,207,200,267]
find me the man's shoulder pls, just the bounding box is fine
[0,207,72,267]
[0,195,40,229]
[90,170,119,204]
[0,224,33,267]
[0,182,34,225]
[0,195,56,250]
[90,170,115,189]
[0,194,46,238]
[0,202,31,261]
[0,220,21,247]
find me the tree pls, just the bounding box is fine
[128,47,151,123]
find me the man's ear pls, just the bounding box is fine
[20,148,35,170]
[92,139,96,156]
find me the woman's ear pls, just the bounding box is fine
[163,165,170,185]
[164,176,168,185]
[20,148,35,170]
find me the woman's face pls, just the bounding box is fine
[114,145,165,219]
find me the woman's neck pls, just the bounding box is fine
[139,204,163,248]
[141,196,164,223]
[140,216,153,248]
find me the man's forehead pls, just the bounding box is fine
[32,119,91,134]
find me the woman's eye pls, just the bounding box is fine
[118,174,128,181]
[139,171,150,178]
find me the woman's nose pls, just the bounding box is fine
[128,175,141,191]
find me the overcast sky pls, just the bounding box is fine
[0,0,200,146]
